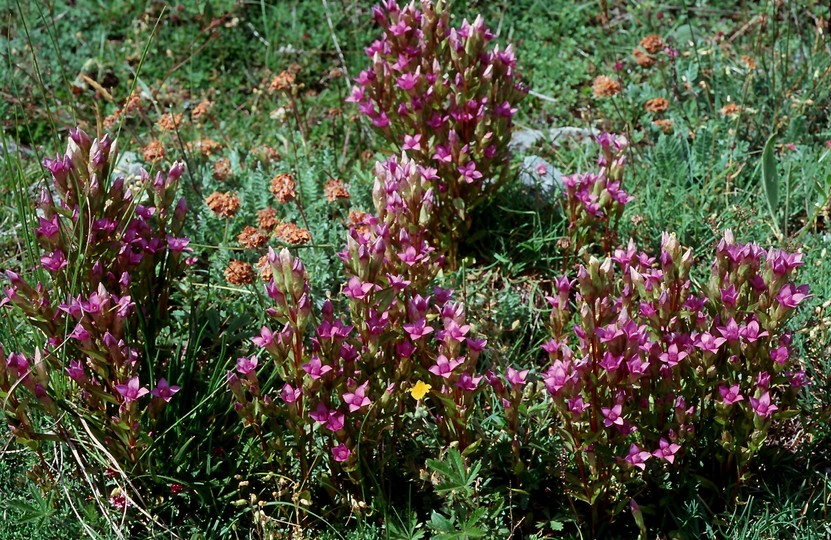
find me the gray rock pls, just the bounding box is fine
[519,155,563,198]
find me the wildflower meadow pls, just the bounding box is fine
[2,0,831,538]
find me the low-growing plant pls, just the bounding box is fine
[1,127,189,498]
[348,0,526,264]
[541,230,810,531]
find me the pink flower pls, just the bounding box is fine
[66,360,85,382]
[280,383,301,404]
[41,250,68,272]
[236,356,258,376]
[454,372,482,391]
[457,161,483,183]
[342,381,371,413]
[625,444,651,470]
[403,318,433,341]
[659,343,688,367]
[332,443,351,462]
[601,403,624,427]
[652,438,681,464]
[115,376,149,403]
[770,345,789,365]
[505,367,529,387]
[695,332,727,354]
[429,355,464,378]
[302,356,333,379]
[749,391,778,419]
[344,277,375,300]
[718,384,744,405]
[403,134,422,151]
[151,378,180,402]
[776,283,811,309]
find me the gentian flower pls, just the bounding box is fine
[151,378,181,402]
[115,376,149,403]
[653,438,681,464]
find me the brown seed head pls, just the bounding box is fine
[270,71,296,92]
[251,145,281,165]
[257,255,273,282]
[633,49,655,68]
[652,119,674,133]
[274,222,311,245]
[270,173,296,203]
[225,260,255,285]
[238,226,269,250]
[188,138,223,158]
[645,97,670,113]
[157,112,184,132]
[258,207,280,231]
[214,158,233,181]
[592,75,621,98]
[741,55,757,71]
[192,100,213,121]
[719,103,742,117]
[640,34,665,54]
[206,192,241,219]
[324,179,350,202]
[143,140,166,163]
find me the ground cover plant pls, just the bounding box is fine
[2,0,831,538]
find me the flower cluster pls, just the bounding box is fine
[561,133,633,258]
[229,155,486,498]
[348,0,526,260]
[1,127,186,464]
[541,230,809,512]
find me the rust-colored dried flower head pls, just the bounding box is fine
[719,103,742,117]
[123,92,142,115]
[206,192,241,219]
[274,222,311,245]
[633,49,655,68]
[652,119,674,133]
[324,179,350,202]
[592,75,621,98]
[257,255,273,282]
[328,67,344,79]
[251,145,281,166]
[104,110,121,129]
[143,140,166,163]
[287,63,302,75]
[257,207,279,231]
[214,158,233,181]
[645,97,670,113]
[225,260,255,285]
[741,55,757,71]
[640,34,665,54]
[348,210,372,235]
[188,138,223,158]
[191,100,212,121]
[270,173,296,203]
[237,226,269,250]
[270,71,296,92]
[157,112,184,132]
[327,107,343,119]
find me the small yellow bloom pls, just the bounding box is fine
[409,381,432,400]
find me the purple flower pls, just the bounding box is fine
[625,444,651,470]
[36,215,60,242]
[332,443,351,462]
[720,284,739,307]
[302,356,333,379]
[749,391,778,418]
[505,367,529,387]
[770,345,789,365]
[718,384,744,405]
[776,283,811,309]
[252,326,275,348]
[457,161,483,183]
[428,354,464,378]
[41,250,68,272]
[695,332,727,354]
[115,376,150,403]
[280,383,301,404]
[343,277,375,300]
[403,318,433,341]
[601,403,624,427]
[454,372,482,391]
[236,356,258,376]
[166,236,192,253]
[653,438,681,464]
[66,360,86,382]
[716,318,741,342]
[740,320,768,343]
[403,134,422,151]
[396,72,419,91]
[659,343,688,367]
[151,378,180,402]
[342,381,371,413]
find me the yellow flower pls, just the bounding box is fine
[409,381,432,401]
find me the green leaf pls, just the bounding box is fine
[761,134,780,228]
